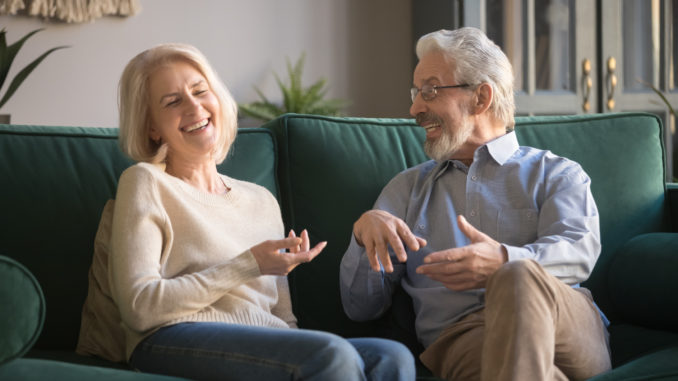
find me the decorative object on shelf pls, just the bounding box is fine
[0,0,140,23]
[0,28,68,110]
[238,53,350,123]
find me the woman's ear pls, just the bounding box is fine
[148,124,160,143]
[471,83,493,115]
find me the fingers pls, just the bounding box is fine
[364,238,388,273]
[422,249,462,264]
[288,230,300,253]
[354,210,428,272]
[300,229,311,252]
[457,215,490,243]
[255,236,303,255]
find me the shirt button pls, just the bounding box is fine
[418,224,425,229]
[471,175,478,181]
[470,210,477,217]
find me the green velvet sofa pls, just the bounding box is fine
[1,112,677,380]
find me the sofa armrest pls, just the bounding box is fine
[0,255,45,365]
[667,183,678,230]
[608,233,678,332]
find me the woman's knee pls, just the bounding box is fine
[301,331,364,376]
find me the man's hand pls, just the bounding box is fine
[416,215,507,290]
[251,229,326,275]
[353,210,427,273]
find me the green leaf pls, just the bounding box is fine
[0,45,68,109]
[239,102,283,122]
[0,28,44,94]
[643,81,677,119]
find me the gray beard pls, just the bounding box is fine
[424,121,474,162]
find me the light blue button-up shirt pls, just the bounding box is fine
[339,131,601,347]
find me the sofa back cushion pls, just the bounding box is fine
[266,115,428,337]
[0,125,278,351]
[266,112,667,338]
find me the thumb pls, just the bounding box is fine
[457,215,489,243]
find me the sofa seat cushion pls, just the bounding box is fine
[607,323,678,367]
[0,358,190,380]
[587,345,678,380]
[0,255,45,365]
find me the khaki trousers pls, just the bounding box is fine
[420,259,611,381]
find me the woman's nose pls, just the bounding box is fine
[184,95,202,114]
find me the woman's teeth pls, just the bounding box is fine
[184,119,209,132]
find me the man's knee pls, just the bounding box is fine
[488,259,543,288]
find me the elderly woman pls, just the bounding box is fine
[77,43,415,381]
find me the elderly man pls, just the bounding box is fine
[340,27,611,381]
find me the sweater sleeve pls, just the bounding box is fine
[108,165,262,333]
[271,275,298,328]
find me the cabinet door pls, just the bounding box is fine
[464,0,597,115]
[601,0,678,177]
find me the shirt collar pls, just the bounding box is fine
[431,131,519,179]
[484,131,519,165]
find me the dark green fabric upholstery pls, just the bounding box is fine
[0,358,190,380]
[588,345,678,380]
[265,115,427,336]
[1,112,676,380]
[0,256,44,365]
[609,233,678,331]
[606,324,678,368]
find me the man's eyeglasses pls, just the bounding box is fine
[410,84,470,102]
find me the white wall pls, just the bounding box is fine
[0,0,413,127]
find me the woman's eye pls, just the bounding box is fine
[195,89,208,96]
[165,99,180,107]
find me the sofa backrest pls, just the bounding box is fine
[513,113,667,317]
[0,124,278,351]
[265,112,668,339]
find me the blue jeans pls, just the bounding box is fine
[129,322,415,381]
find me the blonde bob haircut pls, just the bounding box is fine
[118,43,237,164]
[416,27,516,128]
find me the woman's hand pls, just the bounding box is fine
[250,229,327,275]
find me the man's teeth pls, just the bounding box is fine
[185,119,209,132]
[424,123,440,131]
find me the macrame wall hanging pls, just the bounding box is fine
[0,0,141,23]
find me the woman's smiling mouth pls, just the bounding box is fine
[182,118,210,133]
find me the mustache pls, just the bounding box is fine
[415,112,442,126]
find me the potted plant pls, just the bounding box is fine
[0,28,68,123]
[238,53,350,123]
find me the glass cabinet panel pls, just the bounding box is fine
[534,0,574,91]
[623,0,660,91]
[486,0,525,92]
[485,0,575,93]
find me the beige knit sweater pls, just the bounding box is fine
[90,162,295,361]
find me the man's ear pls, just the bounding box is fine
[471,83,493,115]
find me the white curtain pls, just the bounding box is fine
[0,0,140,23]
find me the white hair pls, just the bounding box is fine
[416,27,515,127]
